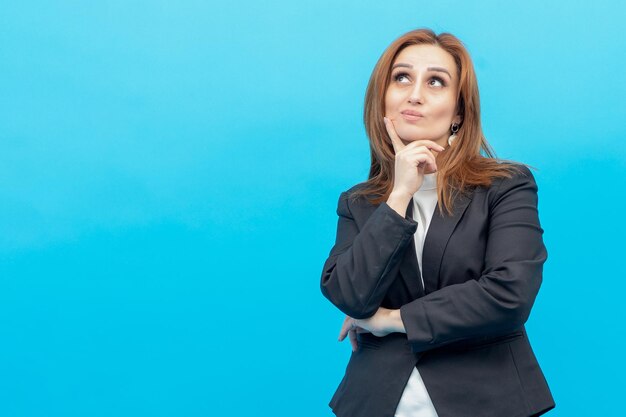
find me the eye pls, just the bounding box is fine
[429,77,446,87]
[393,72,410,83]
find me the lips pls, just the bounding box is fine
[400,110,424,121]
[401,110,424,117]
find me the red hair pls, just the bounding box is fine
[351,28,527,216]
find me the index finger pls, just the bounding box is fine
[384,117,404,154]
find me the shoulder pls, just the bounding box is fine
[342,181,370,195]
[335,182,376,217]
[491,163,537,190]
[340,182,373,203]
[488,163,540,208]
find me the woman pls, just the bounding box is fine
[320,28,555,417]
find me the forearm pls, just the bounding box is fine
[321,199,417,319]
[399,272,542,353]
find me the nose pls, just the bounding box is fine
[408,80,423,104]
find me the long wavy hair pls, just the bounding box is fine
[350,28,526,216]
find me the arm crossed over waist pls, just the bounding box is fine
[320,166,547,353]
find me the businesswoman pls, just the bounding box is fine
[320,28,555,417]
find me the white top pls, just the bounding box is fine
[394,172,439,417]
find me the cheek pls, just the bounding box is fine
[384,91,402,111]
[430,96,457,118]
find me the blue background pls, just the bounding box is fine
[1,1,624,416]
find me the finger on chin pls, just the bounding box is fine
[384,117,402,151]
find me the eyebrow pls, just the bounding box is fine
[391,63,452,78]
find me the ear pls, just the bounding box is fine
[453,114,462,125]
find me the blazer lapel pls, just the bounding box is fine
[356,191,474,299]
[421,191,474,294]
[398,200,425,299]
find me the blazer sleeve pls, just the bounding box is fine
[320,191,418,319]
[399,166,548,353]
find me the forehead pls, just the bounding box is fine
[393,44,457,76]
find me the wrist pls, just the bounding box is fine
[387,191,412,218]
[387,309,406,334]
[389,189,413,202]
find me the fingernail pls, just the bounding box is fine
[383,117,388,123]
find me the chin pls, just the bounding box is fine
[397,127,444,143]
[396,129,432,142]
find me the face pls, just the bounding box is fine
[384,44,462,147]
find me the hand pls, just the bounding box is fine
[337,316,369,352]
[338,307,396,352]
[384,116,445,197]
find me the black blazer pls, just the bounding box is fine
[320,164,555,417]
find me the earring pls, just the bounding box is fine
[448,122,460,145]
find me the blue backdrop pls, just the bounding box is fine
[1,1,624,416]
